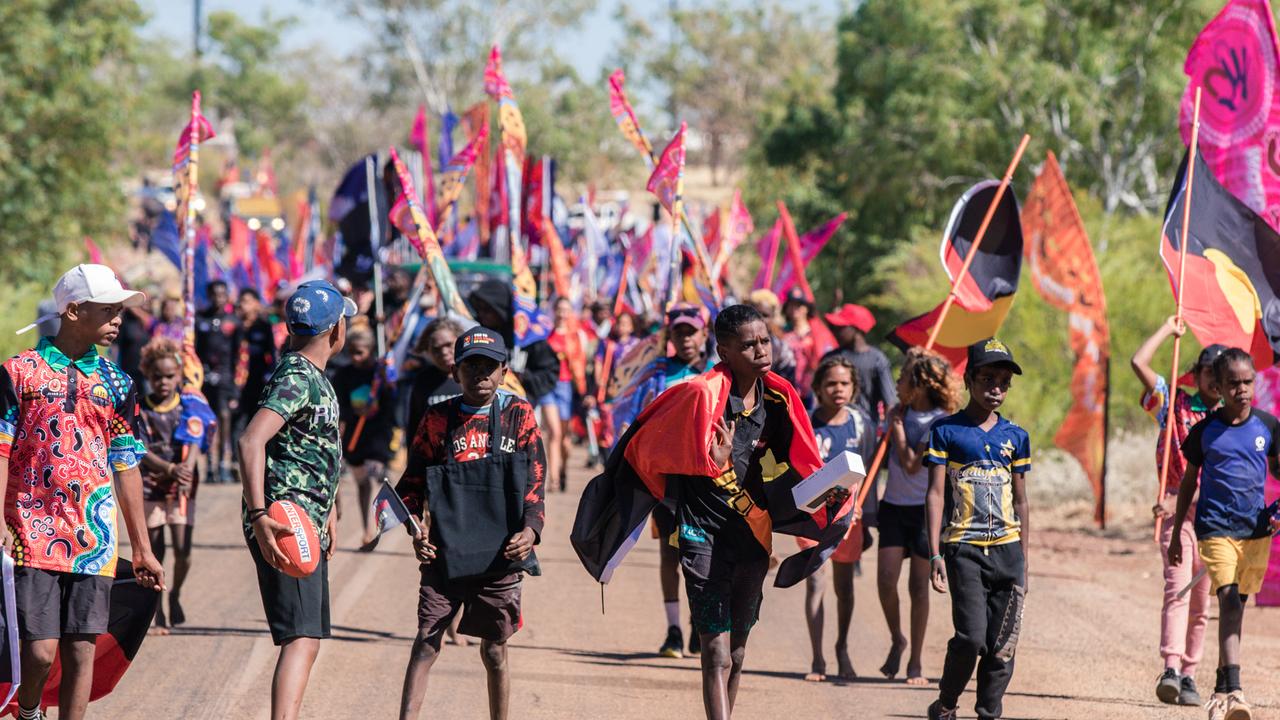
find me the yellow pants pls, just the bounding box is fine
[1198,536,1272,595]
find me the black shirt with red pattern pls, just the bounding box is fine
[397,390,546,541]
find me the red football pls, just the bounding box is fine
[268,500,320,578]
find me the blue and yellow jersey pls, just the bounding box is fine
[925,412,1031,547]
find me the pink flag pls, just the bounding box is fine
[411,105,438,225]
[1180,0,1280,228]
[752,219,783,290]
[84,237,103,265]
[608,69,654,166]
[715,189,754,269]
[771,213,846,296]
[646,122,687,214]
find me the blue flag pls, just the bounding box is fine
[152,211,182,270]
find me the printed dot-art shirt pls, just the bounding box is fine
[0,337,147,577]
[1142,375,1212,495]
[397,390,547,541]
[925,412,1031,547]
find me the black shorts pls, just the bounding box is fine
[652,503,677,544]
[201,381,236,416]
[248,540,330,645]
[878,501,929,558]
[15,567,112,640]
[418,567,523,644]
[679,534,769,636]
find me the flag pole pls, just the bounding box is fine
[852,133,1032,517]
[182,91,202,377]
[1100,354,1112,530]
[666,148,687,308]
[366,154,387,359]
[776,200,817,302]
[1155,86,1202,543]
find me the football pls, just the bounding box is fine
[268,500,320,578]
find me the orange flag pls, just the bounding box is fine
[1022,151,1111,525]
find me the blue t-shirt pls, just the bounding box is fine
[925,412,1031,547]
[1182,408,1280,539]
[812,406,876,465]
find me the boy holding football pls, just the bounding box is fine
[239,280,355,720]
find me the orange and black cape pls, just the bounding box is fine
[571,364,854,588]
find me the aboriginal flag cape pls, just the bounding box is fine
[1,560,158,714]
[890,180,1023,371]
[571,364,855,589]
[1162,150,1280,367]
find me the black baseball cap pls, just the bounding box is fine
[455,326,508,364]
[1197,343,1229,369]
[967,337,1023,375]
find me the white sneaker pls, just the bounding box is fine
[1207,693,1229,720]
[1224,690,1253,720]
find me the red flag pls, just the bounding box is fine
[172,93,214,194]
[703,209,723,260]
[410,104,438,226]
[489,151,507,233]
[1023,152,1110,524]
[718,190,754,265]
[608,69,655,166]
[84,236,103,265]
[772,213,846,297]
[438,117,488,209]
[465,103,492,245]
[255,231,284,294]
[646,122,686,213]
[523,155,544,245]
[1180,0,1280,229]
[752,219,783,290]
[227,216,251,268]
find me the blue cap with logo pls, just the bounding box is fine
[455,326,509,363]
[286,280,358,336]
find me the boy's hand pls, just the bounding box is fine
[930,556,948,594]
[1167,534,1183,567]
[504,527,536,561]
[133,549,167,592]
[325,512,338,560]
[0,526,12,555]
[412,527,437,564]
[252,514,292,571]
[824,485,850,507]
[888,404,905,427]
[710,418,735,470]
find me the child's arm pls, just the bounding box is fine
[1166,461,1200,567]
[1012,471,1030,589]
[505,402,547,561]
[1131,316,1183,396]
[238,408,291,569]
[925,464,948,593]
[116,465,166,590]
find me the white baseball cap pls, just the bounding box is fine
[18,264,147,334]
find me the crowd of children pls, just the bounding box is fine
[9,257,1280,720]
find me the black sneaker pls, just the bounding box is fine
[927,700,957,720]
[687,625,701,656]
[1177,674,1201,706]
[1156,667,1181,704]
[659,625,683,658]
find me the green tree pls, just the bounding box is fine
[0,0,143,284]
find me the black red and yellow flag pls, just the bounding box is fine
[1162,151,1280,367]
[1023,152,1110,525]
[890,181,1023,371]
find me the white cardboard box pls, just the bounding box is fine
[792,451,866,513]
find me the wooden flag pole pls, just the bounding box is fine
[1155,86,1202,543]
[852,133,1032,517]
[776,200,817,302]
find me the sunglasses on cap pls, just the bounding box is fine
[666,307,701,321]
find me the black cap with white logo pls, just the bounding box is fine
[967,337,1023,375]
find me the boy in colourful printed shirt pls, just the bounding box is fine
[0,264,165,720]
[1133,316,1222,706]
[396,326,546,720]
[239,280,356,720]
[925,338,1031,720]
[1168,348,1280,720]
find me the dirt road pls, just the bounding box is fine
[87,457,1280,719]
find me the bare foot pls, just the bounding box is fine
[880,636,907,678]
[446,629,470,647]
[906,660,927,685]
[148,625,171,636]
[835,644,856,679]
[803,672,826,682]
[805,660,826,682]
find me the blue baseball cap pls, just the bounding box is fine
[455,326,509,364]
[286,280,358,336]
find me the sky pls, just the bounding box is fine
[141,0,625,80]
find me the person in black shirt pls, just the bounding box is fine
[332,322,398,547]
[231,288,278,452]
[407,317,464,437]
[195,280,238,482]
[467,278,559,404]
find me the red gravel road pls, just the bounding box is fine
[86,458,1280,719]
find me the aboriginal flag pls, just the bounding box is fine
[572,365,854,589]
[890,181,1023,372]
[1162,151,1280,367]
[1,560,158,714]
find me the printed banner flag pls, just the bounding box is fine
[608,69,655,167]
[1162,151,1280,366]
[772,213,847,297]
[646,122,687,215]
[512,236,554,347]
[465,102,493,244]
[410,105,438,225]
[714,189,754,273]
[1180,0,1280,229]
[753,219,784,290]
[1022,152,1110,524]
[890,181,1024,371]
[172,90,215,392]
[388,146,472,321]
[438,118,488,215]
[485,45,527,255]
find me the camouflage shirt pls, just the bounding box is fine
[242,352,342,549]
